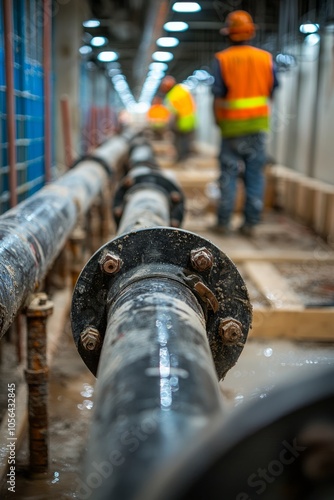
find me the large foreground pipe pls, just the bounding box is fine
[0,134,131,338]
[71,140,252,499]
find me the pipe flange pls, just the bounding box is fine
[112,167,185,228]
[71,228,252,379]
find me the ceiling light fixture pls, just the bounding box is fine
[172,2,201,13]
[83,19,101,28]
[299,23,319,34]
[91,36,108,47]
[149,62,168,71]
[79,45,93,55]
[97,51,119,62]
[157,37,179,48]
[152,51,174,62]
[304,33,320,45]
[163,21,189,32]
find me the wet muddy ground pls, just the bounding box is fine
[0,206,334,498]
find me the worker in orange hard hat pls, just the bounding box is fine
[210,10,279,237]
[146,96,171,138]
[159,75,197,162]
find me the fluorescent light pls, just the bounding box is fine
[152,51,174,62]
[299,23,319,34]
[304,33,320,46]
[163,21,189,32]
[148,70,165,79]
[79,45,93,55]
[83,19,100,28]
[157,36,179,48]
[97,51,118,62]
[91,36,108,47]
[172,2,201,13]
[149,62,168,71]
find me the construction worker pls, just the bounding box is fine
[146,96,171,138]
[159,75,197,161]
[211,10,278,236]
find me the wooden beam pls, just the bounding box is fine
[243,262,304,309]
[251,307,334,340]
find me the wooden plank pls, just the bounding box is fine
[230,250,334,263]
[243,262,304,309]
[295,180,318,226]
[251,308,334,340]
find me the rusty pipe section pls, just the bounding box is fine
[0,133,132,338]
[71,138,252,499]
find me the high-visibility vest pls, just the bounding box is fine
[215,46,274,137]
[165,84,196,133]
[147,104,170,129]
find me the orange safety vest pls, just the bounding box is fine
[214,46,274,137]
[147,103,171,129]
[165,84,196,133]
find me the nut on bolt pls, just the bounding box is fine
[219,318,243,345]
[81,326,102,351]
[100,252,123,275]
[190,247,214,272]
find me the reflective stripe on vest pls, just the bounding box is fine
[220,96,269,110]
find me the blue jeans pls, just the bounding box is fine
[217,133,267,227]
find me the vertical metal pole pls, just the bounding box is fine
[3,0,17,207]
[60,95,74,168]
[69,227,86,290]
[25,293,53,474]
[43,0,52,183]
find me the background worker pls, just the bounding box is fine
[159,75,197,162]
[146,96,171,139]
[211,10,279,236]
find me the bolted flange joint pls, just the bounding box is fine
[80,326,102,351]
[190,247,214,272]
[99,252,123,275]
[219,318,243,345]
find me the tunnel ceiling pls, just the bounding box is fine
[84,0,334,100]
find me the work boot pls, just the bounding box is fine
[238,224,255,237]
[208,224,231,235]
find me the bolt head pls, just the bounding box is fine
[190,247,214,271]
[170,191,181,203]
[100,252,122,275]
[80,326,101,351]
[219,318,243,345]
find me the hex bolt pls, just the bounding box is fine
[114,205,123,218]
[190,247,214,272]
[81,326,102,351]
[122,176,134,188]
[170,191,181,203]
[219,318,243,345]
[100,252,123,275]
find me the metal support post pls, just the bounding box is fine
[24,293,53,474]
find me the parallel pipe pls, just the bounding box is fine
[0,134,131,338]
[71,140,252,499]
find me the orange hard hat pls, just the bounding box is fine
[160,75,176,94]
[220,10,256,42]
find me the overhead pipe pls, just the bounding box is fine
[0,133,133,338]
[71,139,252,500]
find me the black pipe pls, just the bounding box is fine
[71,140,252,499]
[0,134,131,338]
